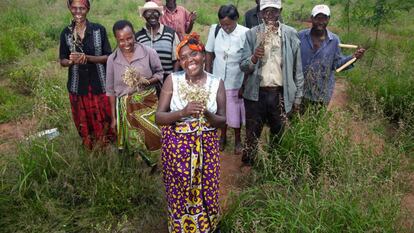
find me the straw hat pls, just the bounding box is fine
[138,1,163,17]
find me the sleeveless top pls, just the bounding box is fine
[170,71,220,119]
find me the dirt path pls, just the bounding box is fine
[328,79,385,155]
[0,118,36,154]
[219,151,247,209]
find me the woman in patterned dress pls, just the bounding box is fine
[59,0,114,149]
[106,20,164,166]
[156,33,226,233]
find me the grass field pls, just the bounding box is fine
[0,0,413,232]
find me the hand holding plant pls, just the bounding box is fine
[122,66,150,92]
[178,79,209,119]
[69,52,87,64]
[252,45,265,64]
[181,101,205,118]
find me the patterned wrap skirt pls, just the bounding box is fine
[69,87,114,149]
[116,88,161,166]
[161,119,221,233]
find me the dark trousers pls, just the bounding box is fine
[242,87,285,164]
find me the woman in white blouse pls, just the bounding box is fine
[205,4,249,155]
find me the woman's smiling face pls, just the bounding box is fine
[69,0,89,24]
[115,26,135,54]
[219,17,238,34]
[179,45,204,77]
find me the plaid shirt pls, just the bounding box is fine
[160,5,192,40]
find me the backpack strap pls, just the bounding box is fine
[214,24,221,38]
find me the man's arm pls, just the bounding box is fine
[185,10,197,34]
[293,32,304,105]
[239,29,257,74]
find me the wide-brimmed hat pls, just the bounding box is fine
[260,0,282,11]
[138,1,163,17]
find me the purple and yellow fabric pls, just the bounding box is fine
[161,119,221,233]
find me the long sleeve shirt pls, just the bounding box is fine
[299,28,354,103]
[106,43,163,97]
[59,21,112,95]
[240,23,304,113]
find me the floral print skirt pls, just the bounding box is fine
[116,88,161,166]
[161,120,221,233]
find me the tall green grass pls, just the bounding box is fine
[346,22,414,153]
[0,130,166,232]
[221,110,404,232]
[0,0,413,232]
[0,86,34,123]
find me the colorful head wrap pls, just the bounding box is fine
[67,0,91,10]
[176,32,205,59]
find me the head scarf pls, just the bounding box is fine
[67,0,91,10]
[176,32,205,59]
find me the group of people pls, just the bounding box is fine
[59,0,365,232]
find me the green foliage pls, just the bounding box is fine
[0,4,54,63]
[8,66,40,95]
[196,7,219,26]
[222,184,400,232]
[222,112,404,232]
[0,86,34,123]
[0,35,22,64]
[1,134,166,232]
[32,65,70,130]
[1,0,413,232]
[347,26,414,153]
[288,4,309,22]
[0,8,31,30]
[257,109,330,182]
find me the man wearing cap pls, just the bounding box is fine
[244,0,283,29]
[240,0,304,165]
[136,1,180,86]
[299,4,365,107]
[159,0,197,40]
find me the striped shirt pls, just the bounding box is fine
[136,24,179,76]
